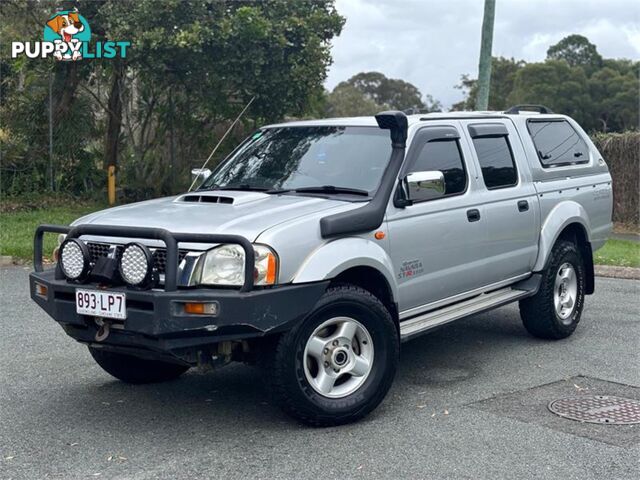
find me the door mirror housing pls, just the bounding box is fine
[403,170,446,203]
[191,168,212,184]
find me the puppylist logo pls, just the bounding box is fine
[11,8,130,61]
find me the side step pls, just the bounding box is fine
[399,284,535,342]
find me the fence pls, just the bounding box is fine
[592,132,640,227]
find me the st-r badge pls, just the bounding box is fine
[398,259,424,280]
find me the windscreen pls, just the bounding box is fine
[201,126,392,193]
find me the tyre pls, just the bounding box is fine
[88,347,189,384]
[519,240,586,339]
[267,284,399,426]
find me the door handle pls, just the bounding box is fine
[467,209,481,222]
[518,200,529,212]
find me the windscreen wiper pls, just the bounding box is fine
[202,184,269,192]
[203,185,370,196]
[291,186,370,196]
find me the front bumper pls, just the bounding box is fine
[30,269,328,364]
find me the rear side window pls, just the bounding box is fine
[410,139,467,195]
[528,120,588,167]
[472,136,518,189]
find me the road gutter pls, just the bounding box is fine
[595,265,640,280]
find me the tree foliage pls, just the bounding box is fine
[509,60,591,120]
[1,0,344,197]
[453,57,525,111]
[453,35,638,133]
[324,84,382,117]
[546,34,603,71]
[325,71,441,116]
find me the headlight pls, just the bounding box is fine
[59,238,91,281]
[199,244,277,286]
[119,243,154,287]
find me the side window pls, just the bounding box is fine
[472,136,518,189]
[410,139,467,195]
[528,119,588,167]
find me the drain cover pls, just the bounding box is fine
[548,395,640,425]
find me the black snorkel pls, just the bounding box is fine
[320,110,408,238]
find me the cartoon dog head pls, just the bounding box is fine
[46,10,84,43]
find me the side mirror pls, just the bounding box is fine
[403,170,445,203]
[191,168,212,184]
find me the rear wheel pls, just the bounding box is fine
[267,284,399,426]
[88,347,189,384]
[519,240,585,339]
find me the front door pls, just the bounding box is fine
[386,123,488,315]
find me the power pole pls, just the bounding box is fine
[476,0,496,111]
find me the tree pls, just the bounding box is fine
[337,71,433,111]
[99,0,345,186]
[452,36,638,132]
[0,0,104,194]
[324,84,384,117]
[546,34,603,72]
[1,0,345,197]
[589,64,640,132]
[452,57,524,110]
[421,94,443,113]
[508,60,593,128]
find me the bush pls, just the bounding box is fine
[592,131,639,227]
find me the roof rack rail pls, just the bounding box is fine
[504,104,554,114]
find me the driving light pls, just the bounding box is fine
[119,243,154,287]
[59,238,91,281]
[199,244,277,287]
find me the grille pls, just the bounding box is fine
[87,242,188,274]
[152,248,189,273]
[88,242,114,262]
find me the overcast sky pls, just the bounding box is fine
[325,0,640,109]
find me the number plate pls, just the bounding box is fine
[76,289,126,320]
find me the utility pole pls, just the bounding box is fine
[476,0,496,111]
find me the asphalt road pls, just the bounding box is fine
[1,266,638,480]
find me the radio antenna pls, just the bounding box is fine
[188,96,255,192]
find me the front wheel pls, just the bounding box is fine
[267,284,399,426]
[519,240,586,339]
[88,347,190,384]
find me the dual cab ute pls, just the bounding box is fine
[30,106,612,426]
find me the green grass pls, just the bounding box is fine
[594,239,640,268]
[0,203,106,261]
[1,202,638,268]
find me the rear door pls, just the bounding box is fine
[461,120,539,284]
